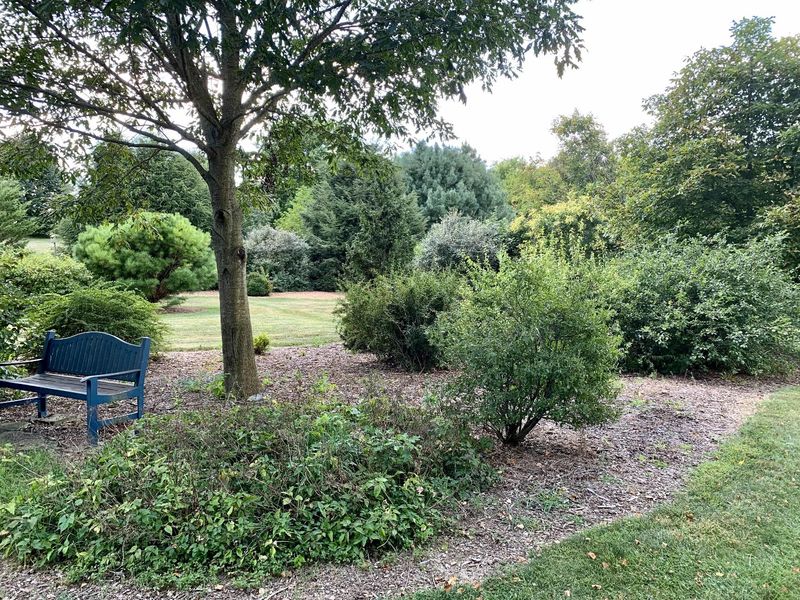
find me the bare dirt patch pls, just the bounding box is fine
[0,344,791,599]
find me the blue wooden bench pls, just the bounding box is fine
[0,331,151,445]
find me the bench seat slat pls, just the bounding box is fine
[0,373,134,398]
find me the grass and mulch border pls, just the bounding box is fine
[414,386,800,599]
[0,345,788,599]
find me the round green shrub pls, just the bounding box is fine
[253,332,270,355]
[337,269,462,370]
[247,271,273,297]
[25,286,167,355]
[595,236,800,375]
[244,225,310,291]
[0,250,93,296]
[414,212,501,271]
[434,250,621,446]
[0,398,493,585]
[73,211,216,302]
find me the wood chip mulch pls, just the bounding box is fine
[0,344,791,600]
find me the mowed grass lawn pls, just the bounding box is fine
[415,387,800,600]
[162,292,341,350]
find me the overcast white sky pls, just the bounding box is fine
[434,0,800,165]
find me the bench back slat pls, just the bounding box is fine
[42,332,146,382]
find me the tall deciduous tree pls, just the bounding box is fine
[0,0,583,398]
[550,110,616,192]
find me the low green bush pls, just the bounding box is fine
[0,250,93,296]
[24,286,167,356]
[596,237,800,375]
[253,333,270,355]
[0,397,493,586]
[433,250,621,445]
[247,270,273,297]
[337,270,462,370]
[244,226,310,291]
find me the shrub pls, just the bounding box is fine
[246,270,273,297]
[0,250,93,296]
[595,236,800,375]
[0,177,35,246]
[24,286,167,356]
[0,397,493,585]
[253,333,270,355]
[73,212,216,302]
[433,251,621,446]
[337,270,462,371]
[414,212,501,271]
[244,226,310,291]
[0,282,26,361]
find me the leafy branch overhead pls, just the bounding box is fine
[0,0,584,164]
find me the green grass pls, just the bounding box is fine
[162,293,341,350]
[414,387,800,599]
[24,236,60,254]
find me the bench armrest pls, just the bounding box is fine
[80,369,141,383]
[0,359,41,367]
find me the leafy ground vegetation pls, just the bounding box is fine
[413,386,800,599]
[0,394,493,588]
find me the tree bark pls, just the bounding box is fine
[206,145,259,399]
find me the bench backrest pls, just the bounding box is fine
[40,331,150,384]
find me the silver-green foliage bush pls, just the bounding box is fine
[74,211,216,302]
[434,251,621,445]
[414,212,500,271]
[244,225,310,291]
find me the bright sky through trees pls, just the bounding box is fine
[438,0,800,163]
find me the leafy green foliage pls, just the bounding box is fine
[415,213,501,271]
[253,333,270,355]
[0,250,93,296]
[549,111,616,192]
[398,144,512,226]
[303,159,424,290]
[492,158,568,213]
[433,251,620,445]
[0,397,492,585]
[74,212,216,302]
[0,132,68,234]
[0,282,25,362]
[510,194,616,255]
[246,270,273,297]
[0,178,35,245]
[596,237,800,375]
[337,270,462,371]
[72,140,212,231]
[25,286,167,356]
[613,18,800,243]
[244,226,310,291]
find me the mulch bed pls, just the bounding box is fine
[0,344,791,599]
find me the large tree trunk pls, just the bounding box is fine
[206,145,259,399]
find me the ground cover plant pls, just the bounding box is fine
[0,395,494,587]
[412,386,800,599]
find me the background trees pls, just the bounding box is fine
[398,143,512,226]
[0,0,583,398]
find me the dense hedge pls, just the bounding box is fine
[0,250,93,296]
[595,237,800,375]
[337,270,462,370]
[0,397,493,586]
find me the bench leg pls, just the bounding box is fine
[36,393,48,419]
[87,401,99,446]
[136,393,144,419]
